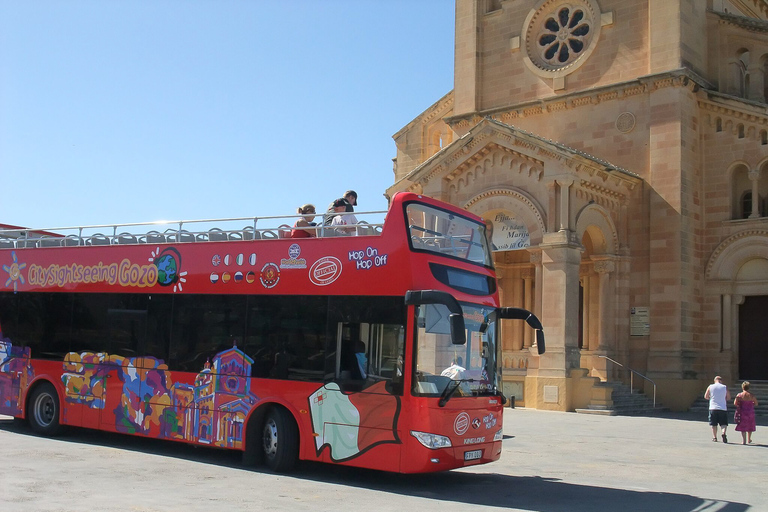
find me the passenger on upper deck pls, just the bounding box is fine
[290,204,317,238]
[327,199,358,237]
[323,190,357,227]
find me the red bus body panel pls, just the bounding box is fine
[0,193,501,473]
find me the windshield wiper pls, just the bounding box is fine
[438,378,474,407]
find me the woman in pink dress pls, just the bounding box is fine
[734,381,759,445]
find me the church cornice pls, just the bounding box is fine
[444,69,712,126]
[698,91,768,128]
[394,118,641,195]
[392,91,454,140]
[709,9,768,31]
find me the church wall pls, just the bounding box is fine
[471,0,650,112]
[679,0,710,76]
[494,93,652,181]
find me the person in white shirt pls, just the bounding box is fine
[704,375,732,443]
[327,200,358,236]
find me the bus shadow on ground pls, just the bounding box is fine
[298,466,750,512]
[0,418,751,512]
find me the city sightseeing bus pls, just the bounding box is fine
[0,192,544,473]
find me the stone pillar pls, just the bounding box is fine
[526,232,583,411]
[557,179,574,231]
[545,181,558,233]
[522,267,534,349]
[513,275,524,351]
[529,250,543,319]
[722,293,732,351]
[749,169,760,218]
[580,266,593,351]
[593,259,616,351]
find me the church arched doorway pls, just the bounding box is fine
[738,295,768,380]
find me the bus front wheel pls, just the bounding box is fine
[262,408,298,472]
[28,383,62,436]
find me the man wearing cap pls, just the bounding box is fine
[323,190,358,226]
[327,199,358,236]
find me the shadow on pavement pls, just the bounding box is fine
[0,417,750,512]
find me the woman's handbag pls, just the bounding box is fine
[734,405,741,424]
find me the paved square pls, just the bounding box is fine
[1,409,766,511]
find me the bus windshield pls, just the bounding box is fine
[406,203,492,267]
[412,303,498,398]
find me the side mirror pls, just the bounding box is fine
[405,290,466,345]
[497,307,546,355]
[449,314,466,345]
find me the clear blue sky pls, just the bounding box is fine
[0,1,454,229]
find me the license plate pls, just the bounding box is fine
[464,449,482,461]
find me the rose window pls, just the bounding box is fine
[537,7,590,65]
[522,0,602,79]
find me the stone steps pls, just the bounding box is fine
[576,381,668,416]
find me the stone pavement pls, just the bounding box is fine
[1,408,767,512]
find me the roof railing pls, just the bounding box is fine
[0,210,387,248]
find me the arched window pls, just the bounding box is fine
[738,124,745,138]
[716,118,723,132]
[731,164,751,219]
[734,49,750,98]
[741,191,754,219]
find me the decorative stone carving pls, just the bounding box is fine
[522,0,603,79]
[593,260,615,274]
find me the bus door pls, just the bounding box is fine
[310,319,404,467]
[99,298,149,434]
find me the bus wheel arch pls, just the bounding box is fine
[26,380,63,436]
[243,403,299,472]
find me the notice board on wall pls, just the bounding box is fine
[630,307,650,336]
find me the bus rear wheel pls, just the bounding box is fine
[28,383,62,436]
[262,408,298,472]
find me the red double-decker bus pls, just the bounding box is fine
[0,192,543,473]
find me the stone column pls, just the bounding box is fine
[580,265,593,351]
[522,267,534,348]
[525,232,583,411]
[722,293,732,351]
[529,250,543,319]
[513,275,524,351]
[545,181,558,233]
[593,259,616,351]
[749,169,760,218]
[557,179,574,232]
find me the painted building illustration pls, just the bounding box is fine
[0,334,33,417]
[60,343,259,449]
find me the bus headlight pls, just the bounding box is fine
[411,431,452,449]
[493,428,503,442]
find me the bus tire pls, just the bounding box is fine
[262,407,298,472]
[28,382,62,436]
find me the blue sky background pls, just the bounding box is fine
[0,1,454,229]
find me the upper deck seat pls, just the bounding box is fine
[145,231,166,244]
[208,228,229,241]
[63,235,82,246]
[116,233,138,245]
[39,237,63,247]
[242,226,261,240]
[88,234,111,246]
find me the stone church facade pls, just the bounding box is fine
[386,0,768,411]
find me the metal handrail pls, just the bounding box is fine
[598,355,657,408]
[0,210,388,247]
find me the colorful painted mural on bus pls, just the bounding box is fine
[0,329,33,416]
[61,344,259,448]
